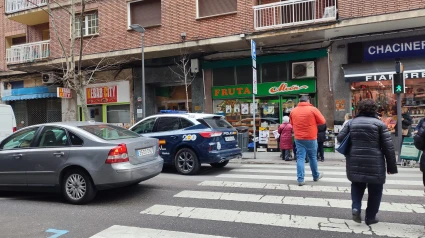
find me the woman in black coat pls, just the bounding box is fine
[317,124,327,162]
[337,99,398,226]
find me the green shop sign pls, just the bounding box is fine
[212,80,316,99]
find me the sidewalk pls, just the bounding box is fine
[230,151,346,165]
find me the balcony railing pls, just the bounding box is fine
[6,40,50,64]
[253,0,337,31]
[5,0,47,13]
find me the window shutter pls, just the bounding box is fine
[198,0,237,18]
[130,0,161,27]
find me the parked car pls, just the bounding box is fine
[129,112,242,175]
[0,104,17,142]
[0,122,163,204]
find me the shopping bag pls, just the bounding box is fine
[336,120,352,155]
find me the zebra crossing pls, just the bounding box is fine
[91,163,425,238]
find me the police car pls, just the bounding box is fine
[129,111,242,175]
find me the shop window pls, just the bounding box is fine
[156,117,181,132]
[262,62,288,83]
[107,105,130,123]
[350,78,425,132]
[236,65,259,85]
[128,0,161,28]
[197,0,237,19]
[213,67,235,86]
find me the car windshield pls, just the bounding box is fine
[201,117,233,129]
[79,124,139,140]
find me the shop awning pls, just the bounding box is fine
[1,92,57,101]
[342,58,425,82]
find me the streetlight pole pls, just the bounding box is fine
[130,24,146,118]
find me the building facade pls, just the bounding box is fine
[0,0,423,131]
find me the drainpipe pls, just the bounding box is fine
[202,69,206,113]
[327,48,332,92]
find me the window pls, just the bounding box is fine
[75,12,99,37]
[0,127,39,150]
[131,118,156,134]
[236,65,260,85]
[156,117,181,132]
[69,132,84,146]
[197,0,237,19]
[262,62,288,83]
[199,117,233,129]
[107,105,130,123]
[79,125,139,140]
[180,119,194,129]
[38,127,69,147]
[213,67,235,86]
[128,0,161,28]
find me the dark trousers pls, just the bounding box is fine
[351,182,383,219]
[281,149,289,160]
[317,142,324,160]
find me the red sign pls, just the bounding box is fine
[57,87,72,98]
[86,85,118,104]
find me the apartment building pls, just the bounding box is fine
[0,0,424,131]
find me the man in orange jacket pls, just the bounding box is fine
[290,95,326,186]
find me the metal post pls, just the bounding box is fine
[253,94,256,159]
[396,94,402,163]
[141,32,146,119]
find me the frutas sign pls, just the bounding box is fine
[212,80,315,99]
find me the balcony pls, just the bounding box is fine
[5,0,49,25]
[6,40,50,65]
[253,0,337,31]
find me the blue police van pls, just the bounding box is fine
[129,111,242,175]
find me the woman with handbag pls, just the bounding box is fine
[395,107,413,148]
[278,116,293,161]
[337,99,398,226]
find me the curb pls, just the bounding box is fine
[229,159,346,165]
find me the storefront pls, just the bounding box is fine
[78,81,131,128]
[342,36,425,133]
[1,78,62,129]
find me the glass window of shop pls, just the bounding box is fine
[262,62,288,83]
[213,67,235,86]
[351,78,425,132]
[106,104,131,128]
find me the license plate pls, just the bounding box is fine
[137,147,154,157]
[225,136,235,142]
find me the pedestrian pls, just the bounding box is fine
[317,124,326,162]
[278,116,293,161]
[290,95,326,186]
[337,99,397,226]
[342,113,352,128]
[413,118,425,194]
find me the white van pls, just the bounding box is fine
[0,104,17,142]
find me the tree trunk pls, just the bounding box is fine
[78,88,90,121]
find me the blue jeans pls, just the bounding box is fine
[295,139,320,182]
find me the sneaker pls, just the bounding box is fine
[298,181,305,186]
[314,172,324,182]
[352,209,361,223]
[365,218,379,226]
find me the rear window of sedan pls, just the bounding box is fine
[79,125,139,140]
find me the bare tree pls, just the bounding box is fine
[169,47,196,112]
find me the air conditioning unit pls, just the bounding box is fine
[42,72,57,84]
[292,61,315,79]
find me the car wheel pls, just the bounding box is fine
[210,160,229,168]
[175,148,200,175]
[62,169,97,205]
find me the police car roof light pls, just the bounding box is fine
[160,110,188,114]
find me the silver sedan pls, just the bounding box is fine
[0,122,163,204]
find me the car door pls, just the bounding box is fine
[0,127,40,186]
[25,126,70,186]
[151,117,184,163]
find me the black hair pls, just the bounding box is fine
[357,99,378,114]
